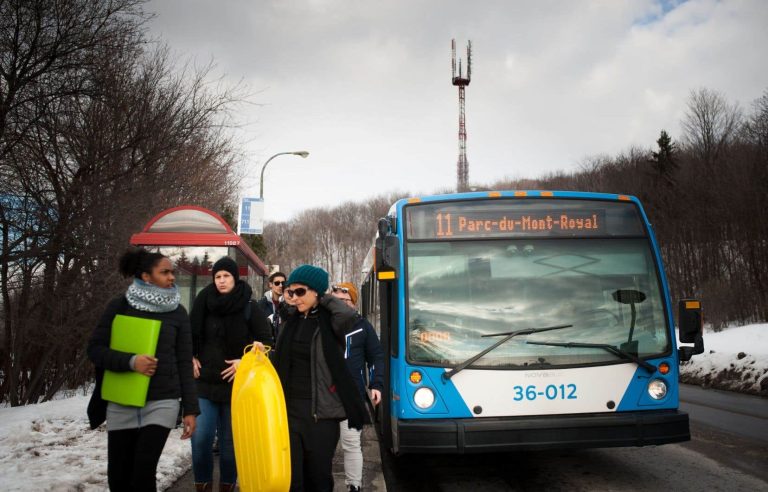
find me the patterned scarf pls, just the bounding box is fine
[125,278,181,313]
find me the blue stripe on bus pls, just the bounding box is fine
[616,358,680,411]
[397,365,472,418]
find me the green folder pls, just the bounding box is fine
[101,314,162,407]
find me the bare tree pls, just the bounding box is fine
[743,89,768,153]
[681,87,743,165]
[0,0,246,404]
[260,192,401,294]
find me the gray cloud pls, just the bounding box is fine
[147,0,768,221]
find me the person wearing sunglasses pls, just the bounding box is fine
[272,264,366,492]
[331,282,384,492]
[256,271,287,341]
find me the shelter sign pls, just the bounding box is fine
[238,197,264,235]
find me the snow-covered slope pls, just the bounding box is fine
[679,323,768,396]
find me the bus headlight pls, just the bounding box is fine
[413,387,435,409]
[648,379,667,400]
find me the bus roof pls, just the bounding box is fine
[387,191,637,218]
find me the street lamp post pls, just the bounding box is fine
[259,151,310,198]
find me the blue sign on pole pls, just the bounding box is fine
[238,197,264,235]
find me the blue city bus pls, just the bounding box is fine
[360,191,704,455]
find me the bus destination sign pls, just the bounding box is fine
[405,199,647,240]
[434,210,605,238]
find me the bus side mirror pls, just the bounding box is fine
[377,217,391,238]
[678,299,704,362]
[375,217,399,282]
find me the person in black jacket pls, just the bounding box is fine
[189,256,273,492]
[87,248,199,492]
[331,282,384,492]
[272,264,365,492]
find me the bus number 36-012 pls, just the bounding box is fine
[513,384,578,401]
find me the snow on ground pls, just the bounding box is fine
[0,395,191,491]
[678,322,768,396]
[0,323,765,491]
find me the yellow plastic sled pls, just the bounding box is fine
[232,345,291,491]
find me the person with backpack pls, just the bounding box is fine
[331,282,384,492]
[189,256,273,492]
[87,247,199,492]
[272,264,366,492]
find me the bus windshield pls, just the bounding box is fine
[405,236,670,369]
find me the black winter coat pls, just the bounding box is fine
[344,316,385,399]
[256,292,280,317]
[87,296,200,416]
[193,297,273,402]
[273,296,366,430]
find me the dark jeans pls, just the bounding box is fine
[107,425,171,492]
[191,397,236,484]
[288,398,340,492]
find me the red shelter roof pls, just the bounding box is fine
[130,206,267,275]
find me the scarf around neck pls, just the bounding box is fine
[125,278,181,313]
[205,280,252,316]
[190,280,254,357]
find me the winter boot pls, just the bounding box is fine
[219,483,236,492]
[194,483,212,492]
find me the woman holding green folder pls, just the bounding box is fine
[88,248,199,492]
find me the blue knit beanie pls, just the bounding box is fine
[286,264,329,295]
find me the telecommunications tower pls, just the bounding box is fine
[452,39,472,192]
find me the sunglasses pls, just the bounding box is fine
[332,285,350,294]
[271,280,285,286]
[285,287,309,298]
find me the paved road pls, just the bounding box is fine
[679,383,768,441]
[379,385,768,490]
[678,383,768,484]
[166,385,766,491]
[165,425,385,491]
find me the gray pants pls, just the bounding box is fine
[339,419,363,488]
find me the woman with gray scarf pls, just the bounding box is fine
[88,248,199,491]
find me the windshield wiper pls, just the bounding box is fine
[525,340,656,373]
[442,324,573,381]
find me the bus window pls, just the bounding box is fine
[406,238,669,368]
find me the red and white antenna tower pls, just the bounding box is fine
[452,39,472,192]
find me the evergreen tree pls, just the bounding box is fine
[650,130,678,185]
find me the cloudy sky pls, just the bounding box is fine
[146,0,768,222]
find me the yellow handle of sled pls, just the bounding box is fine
[231,343,291,491]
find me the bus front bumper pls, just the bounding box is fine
[394,409,690,454]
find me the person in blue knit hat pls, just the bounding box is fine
[272,264,365,492]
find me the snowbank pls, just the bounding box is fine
[0,395,191,491]
[679,323,768,396]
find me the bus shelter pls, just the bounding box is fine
[130,206,268,310]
